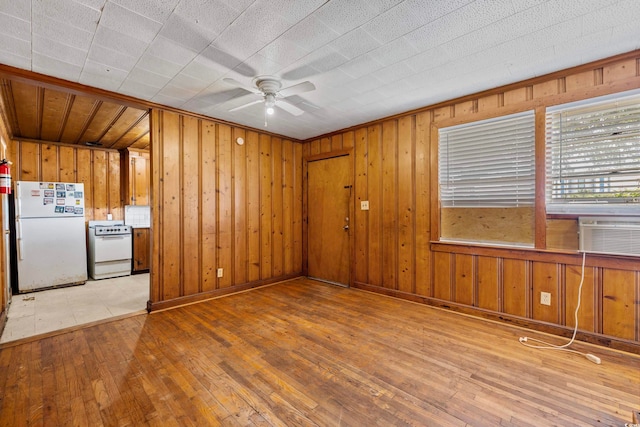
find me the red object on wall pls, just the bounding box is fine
[0,160,11,194]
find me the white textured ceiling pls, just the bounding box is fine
[1,0,639,140]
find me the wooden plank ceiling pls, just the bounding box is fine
[0,78,150,150]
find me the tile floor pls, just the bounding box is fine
[1,273,149,343]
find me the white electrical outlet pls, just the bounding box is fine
[361,200,369,210]
[217,268,223,278]
[540,292,551,306]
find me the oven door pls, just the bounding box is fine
[93,234,132,262]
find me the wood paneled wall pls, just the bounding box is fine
[10,140,123,222]
[150,110,303,308]
[303,50,640,350]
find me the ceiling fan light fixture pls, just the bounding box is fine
[225,76,314,118]
[265,93,276,115]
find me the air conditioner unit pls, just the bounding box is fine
[579,217,640,256]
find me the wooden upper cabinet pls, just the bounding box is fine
[122,149,150,206]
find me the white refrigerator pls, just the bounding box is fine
[15,181,88,292]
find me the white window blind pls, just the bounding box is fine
[439,111,535,207]
[546,90,640,215]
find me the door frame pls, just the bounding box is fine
[302,148,354,286]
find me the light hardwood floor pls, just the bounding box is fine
[0,278,638,426]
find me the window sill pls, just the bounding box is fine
[430,241,639,265]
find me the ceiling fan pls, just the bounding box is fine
[223,76,315,119]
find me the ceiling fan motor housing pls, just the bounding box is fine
[254,76,282,95]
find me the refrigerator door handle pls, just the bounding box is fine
[15,183,21,216]
[16,219,23,260]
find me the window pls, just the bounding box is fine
[439,111,535,207]
[546,90,640,215]
[438,111,535,247]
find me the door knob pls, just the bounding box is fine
[343,225,349,230]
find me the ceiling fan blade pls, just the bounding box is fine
[277,99,304,116]
[223,77,260,93]
[229,99,263,112]
[279,81,315,98]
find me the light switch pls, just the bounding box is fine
[361,200,369,210]
[217,268,223,278]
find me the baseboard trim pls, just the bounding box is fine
[351,281,640,355]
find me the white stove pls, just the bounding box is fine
[88,220,132,279]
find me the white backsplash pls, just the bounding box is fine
[124,205,150,228]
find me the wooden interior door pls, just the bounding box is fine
[307,155,351,286]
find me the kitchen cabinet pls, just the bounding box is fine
[132,228,150,273]
[122,149,150,206]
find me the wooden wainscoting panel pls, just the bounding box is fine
[281,139,293,276]
[181,115,201,296]
[565,261,596,332]
[454,253,474,306]
[40,143,57,181]
[91,149,109,221]
[381,120,398,290]
[432,251,452,300]
[477,93,500,113]
[532,262,560,324]
[342,131,354,149]
[15,140,39,180]
[272,137,284,278]
[602,268,637,341]
[293,142,303,274]
[58,145,75,182]
[502,258,528,318]
[259,134,273,280]
[565,69,597,92]
[198,121,218,292]
[233,127,248,284]
[331,134,342,151]
[107,151,121,220]
[76,148,93,219]
[320,136,331,153]
[158,111,182,300]
[414,111,431,297]
[477,256,499,311]
[246,131,261,283]
[354,127,369,285]
[308,138,320,156]
[200,120,217,293]
[532,79,559,99]
[397,116,414,294]
[603,58,638,83]
[503,87,529,105]
[367,124,383,287]
[217,124,233,289]
[454,99,475,116]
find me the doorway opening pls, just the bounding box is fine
[0,77,152,344]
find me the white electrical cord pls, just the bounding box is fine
[519,251,601,364]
